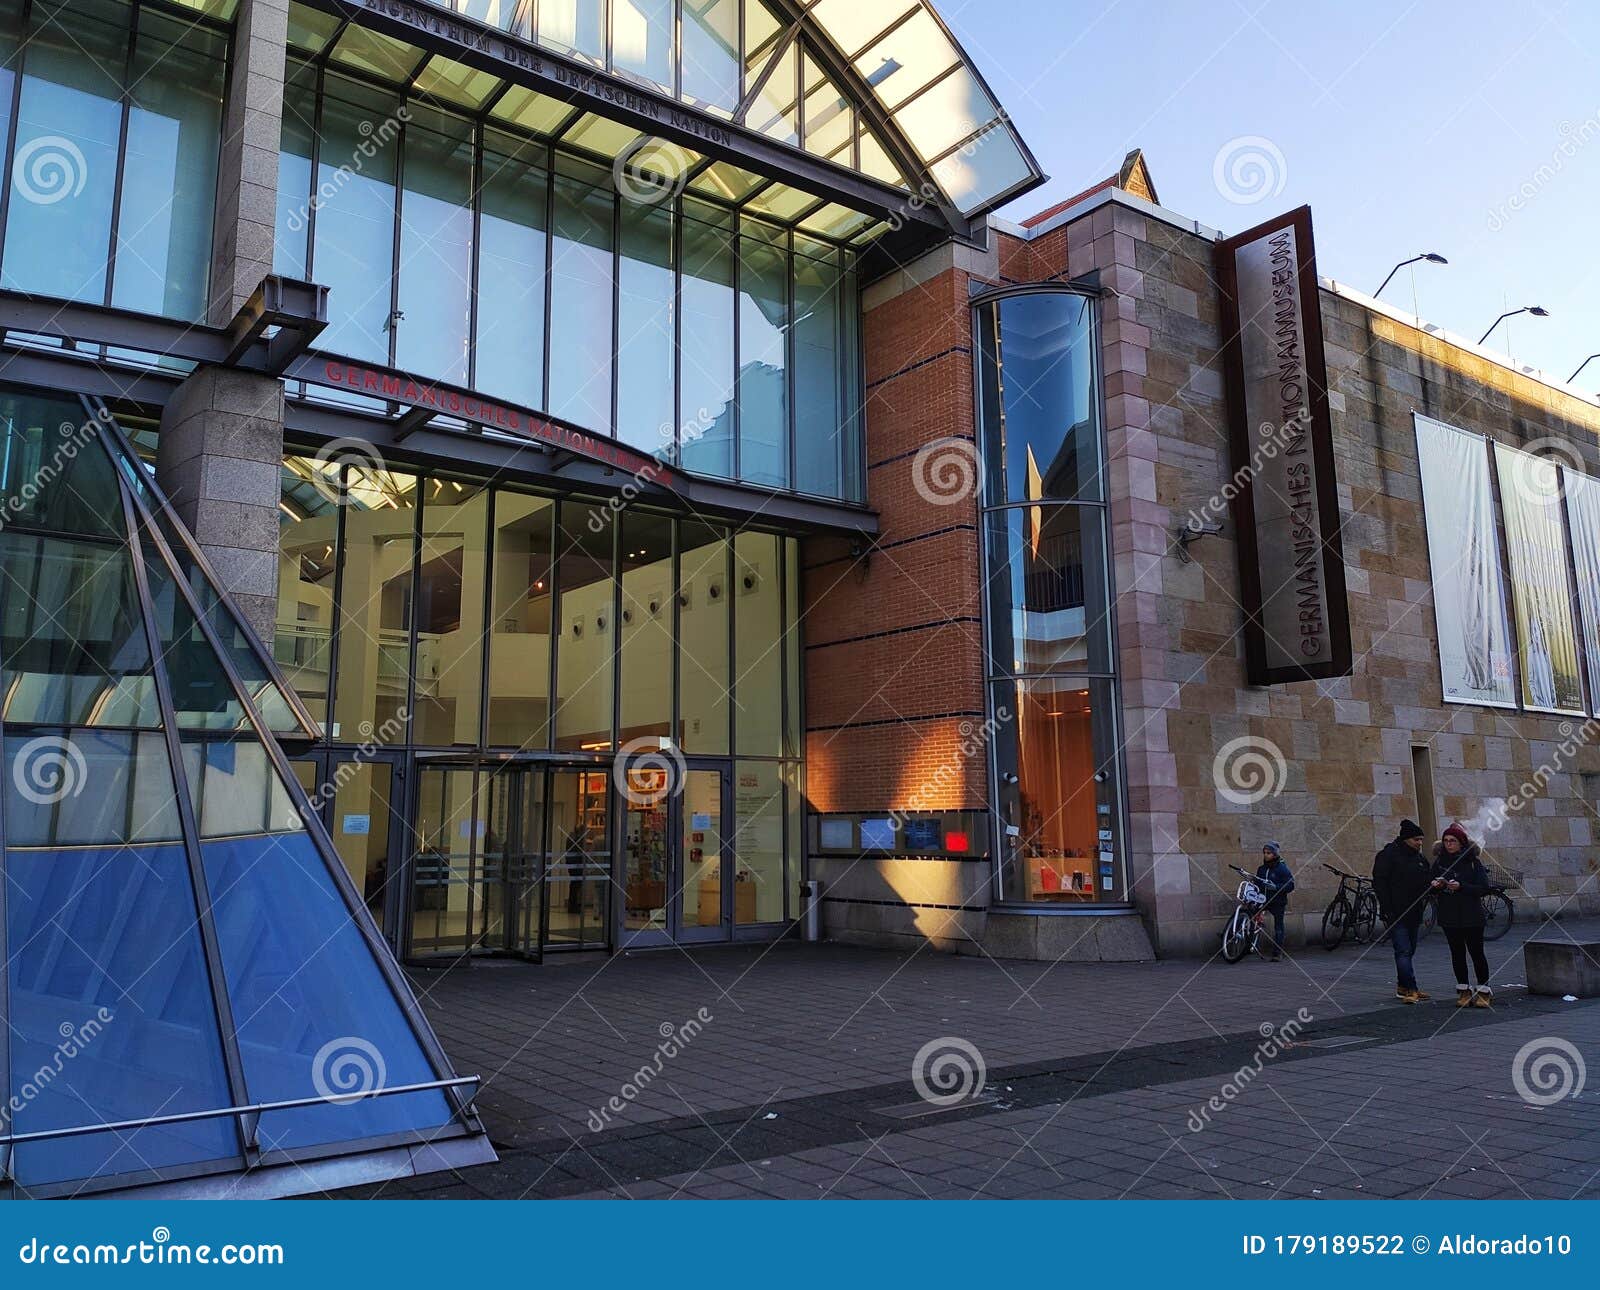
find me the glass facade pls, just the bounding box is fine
[275,59,866,502]
[975,290,1127,905]
[275,455,807,956]
[0,385,471,1195]
[0,0,226,321]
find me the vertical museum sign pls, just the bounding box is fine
[1216,205,1352,684]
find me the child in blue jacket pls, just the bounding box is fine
[1254,842,1295,961]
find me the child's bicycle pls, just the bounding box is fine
[1220,864,1284,963]
[1320,863,1380,949]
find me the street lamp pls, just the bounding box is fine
[1374,252,1448,299]
[1478,306,1549,346]
[1568,354,1600,384]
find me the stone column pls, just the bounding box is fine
[157,0,291,645]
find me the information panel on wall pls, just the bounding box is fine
[1561,470,1600,715]
[1413,415,1516,708]
[1216,205,1352,685]
[1493,442,1585,714]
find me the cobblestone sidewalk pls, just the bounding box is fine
[339,914,1600,1199]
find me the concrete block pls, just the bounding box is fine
[1524,939,1600,998]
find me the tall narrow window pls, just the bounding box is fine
[111,13,225,320]
[554,501,616,752]
[275,61,318,281]
[397,106,474,385]
[681,0,740,115]
[617,200,676,454]
[679,203,736,477]
[549,166,615,432]
[475,131,548,408]
[793,249,846,498]
[737,227,789,489]
[2,0,125,304]
[976,289,1124,905]
[313,76,401,363]
[612,0,674,88]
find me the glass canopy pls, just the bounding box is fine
[0,387,486,1197]
[288,0,1039,227]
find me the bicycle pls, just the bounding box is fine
[1220,864,1285,963]
[1419,886,1515,942]
[1320,863,1379,949]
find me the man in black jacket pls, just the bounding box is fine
[1372,819,1432,1003]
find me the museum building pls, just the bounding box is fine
[3,0,1600,1196]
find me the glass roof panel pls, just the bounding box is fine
[852,7,959,109]
[491,84,578,135]
[894,64,998,162]
[412,54,505,109]
[286,4,344,55]
[809,0,917,59]
[166,0,238,17]
[688,159,769,201]
[745,183,824,221]
[796,200,877,240]
[802,53,854,160]
[857,128,908,189]
[563,112,646,160]
[329,23,426,81]
[930,121,1031,211]
[458,0,531,35]
[538,0,607,65]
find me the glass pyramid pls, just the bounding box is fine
[0,386,492,1198]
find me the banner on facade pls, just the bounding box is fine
[1413,415,1516,707]
[1216,205,1351,685]
[1493,442,1585,713]
[1561,469,1600,716]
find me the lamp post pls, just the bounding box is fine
[1568,354,1600,384]
[1374,252,1447,299]
[1478,306,1549,346]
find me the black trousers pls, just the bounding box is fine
[1443,925,1490,987]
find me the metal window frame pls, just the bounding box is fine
[968,283,1134,910]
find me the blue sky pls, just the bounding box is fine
[945,0,1600,386]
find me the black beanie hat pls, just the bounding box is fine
[1398,819,1425,841]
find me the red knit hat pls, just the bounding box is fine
[1442,822,1470,848]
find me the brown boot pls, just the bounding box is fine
[1455,988,1472,1008]
[1397,989,1417,1004]
[1472,989,1493,1009]
[1412,989,1431,1001]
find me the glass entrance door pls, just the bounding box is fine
[620,762,731,946]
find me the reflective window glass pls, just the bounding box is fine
[5,841,237,1187]
[554,500,615,751]
[202,826,453,1151]
[275,61,317,280]
[182,737,302,837]
[618,201,676,454]
[487,491,554,748]
[549,170,615,432]
[733,530,782,754]
[612,0,674,87]
[312,76,401,363]
[737,233,790,488]
[2,0,125,304]
[414,482,488,746]
[0,395,123,538]
[0,535,158,728]
[332,466,417,743]
[539,0,606,63]
[681,0,740,114]
[680,205,736,477]
[476,132,548,408]
[397,108,474,384]
[4,729,180,845]
[142,532,252,730]
[111,13,225,320]
[980,292,1101,504]
[679,520,729,754]
[985,504,1112,675]
[794,252,847,498]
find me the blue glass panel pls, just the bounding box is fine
[5,843,238,1188]
[201,831,452,1151]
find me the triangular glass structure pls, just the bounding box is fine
[0,387,493,1198]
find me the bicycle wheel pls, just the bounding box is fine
[1321,896,1349,950]
[1221,910,1252,963]
[1418,894,1437,939]
[1482,891,1514,941]
[1352,889,1379,943]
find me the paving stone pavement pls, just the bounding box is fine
[337,914,1600,1199]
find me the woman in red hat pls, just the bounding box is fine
[1429,822,1495,1008]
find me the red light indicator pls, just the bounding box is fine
[945,831,969,852]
